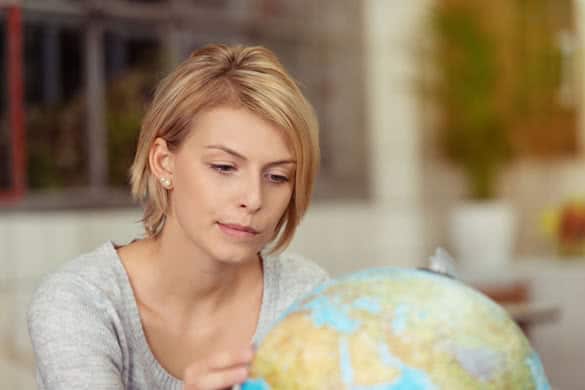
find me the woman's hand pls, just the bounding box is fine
[183,346,254,390]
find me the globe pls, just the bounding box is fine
[242,267,550,390]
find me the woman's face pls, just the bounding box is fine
[166,106,295,264]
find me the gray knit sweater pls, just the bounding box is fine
[27,241,329,389]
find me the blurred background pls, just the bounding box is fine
[0,0,584,388]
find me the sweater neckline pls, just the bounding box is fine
[103,240,274,388]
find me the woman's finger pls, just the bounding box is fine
[207,347,254,370]
[185,347,253,378]
[183,346,254,390]
[184,365,248,390]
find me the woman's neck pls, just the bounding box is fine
[119,233,262,326]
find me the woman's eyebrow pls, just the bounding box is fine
[205,145,246,160]
[205,144,296,166]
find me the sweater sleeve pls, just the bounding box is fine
[27,272,125,389]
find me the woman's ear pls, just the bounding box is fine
[149,137,175,189]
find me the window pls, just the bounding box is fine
[25,22,86,190]
[1,0,368,209]
[104,29,162,188]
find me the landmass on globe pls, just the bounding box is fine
[242,267,550,390]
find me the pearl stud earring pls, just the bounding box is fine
[160,177,172,188]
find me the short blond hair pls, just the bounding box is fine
[130,44,320,253]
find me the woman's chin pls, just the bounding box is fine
[210,245,261,266]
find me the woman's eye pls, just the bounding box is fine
[211,164,236,174]
[267,173,289,184]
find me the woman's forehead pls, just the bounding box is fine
[186,106,294,159]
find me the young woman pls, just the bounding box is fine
[27,44,328,390]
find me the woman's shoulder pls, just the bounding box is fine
[29,241,127,312]
[264,251,329,305]
[268,252,329,285]
[27,242,132,388]
[255,252,330,342]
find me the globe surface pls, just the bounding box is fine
[242,267,550,390]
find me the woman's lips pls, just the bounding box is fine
[217,222,259,238]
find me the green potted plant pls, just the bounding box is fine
[431,1,516,271]
[429,0,575,270]
[433,7,512,200]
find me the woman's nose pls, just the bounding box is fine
[239,175,263,213]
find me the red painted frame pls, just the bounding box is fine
[0,5,26,202]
